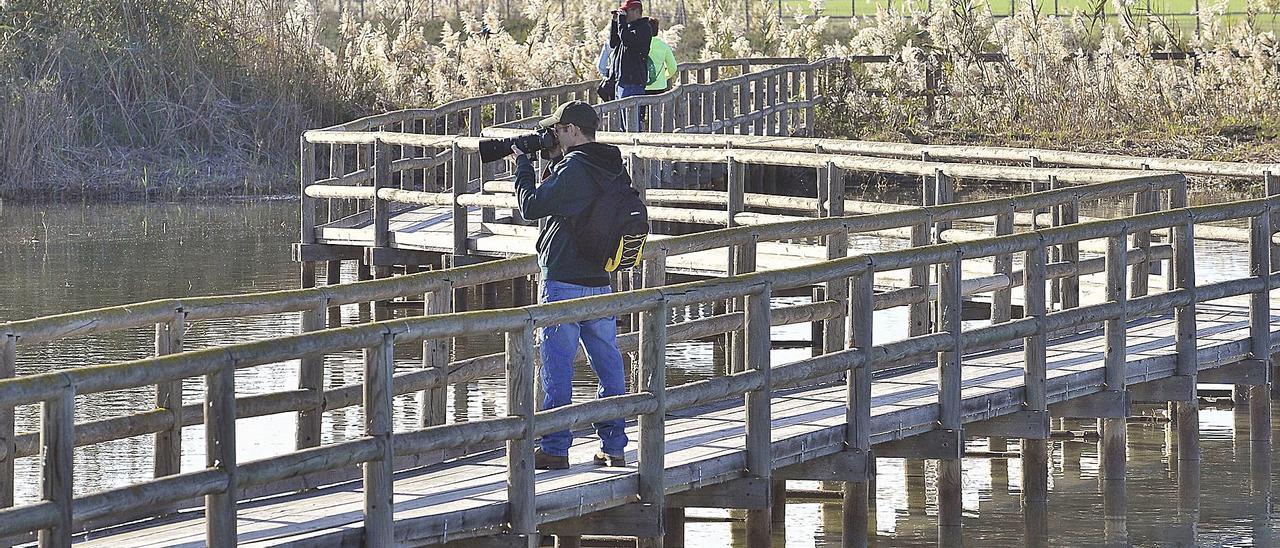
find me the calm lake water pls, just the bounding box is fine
[0,189,1276,545]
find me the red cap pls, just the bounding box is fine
[619,0,642,10]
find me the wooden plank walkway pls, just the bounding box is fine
[80,302,1273,547]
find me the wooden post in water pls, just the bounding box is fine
[1170,180,1201,507]
[1021,243,1050,505]
[1247,211,1271,443]
[744,284,773,547]
[1100,234,1128,481]
[363,334,395,546]
[155,308,186,477]
[298,136,324,451]
[40,388,74,548]
[1266,171,1280,401]
[843,271,874,548]
[205,363,238,546]
[508,323,537,546]
[639,300,669,547]
[936,253,963,541]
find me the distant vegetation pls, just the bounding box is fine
[0,0,1275,199]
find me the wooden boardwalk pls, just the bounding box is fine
[81,303,1277,546]
[4,57,1280,548]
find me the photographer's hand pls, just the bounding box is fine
[511,145,526,158]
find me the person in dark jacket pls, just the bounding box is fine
[610,0,652,130]
[511,100,629,470]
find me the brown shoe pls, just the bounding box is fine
[593,452,627,467]
[534,448,569,470]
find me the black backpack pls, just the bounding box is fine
[572,170,649,272]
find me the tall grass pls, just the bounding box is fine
[0,0,351,198]
[0,0,1274,199]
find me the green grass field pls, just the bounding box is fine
[778,0,1278,21]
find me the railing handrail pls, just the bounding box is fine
[316,57,814,132]
[553,131,1280,179]
[1,191,1274,543]
[1,191,1273,408]
[1,171,1183,347]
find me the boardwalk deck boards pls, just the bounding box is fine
[78,304,1278,546]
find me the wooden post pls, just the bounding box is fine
[1265,171,1280,402]
[1248,211,1272,443]
[422,286,452,427]
[0,332,13,517]
[1061,193,1081,312]
[752,77,766,136]
[451,143,469,266]
[372,138,393,316]
[991,204,1015,324]
[364,333,395,546]
[936,253,963,534]
[1101,234,1128,482]
[297,303,326,449]
[843,271,874,548]
[727,160,748,374]
[909,221,930,337]
[639,300,669,545]
[1022,243,1049,504]
[300,136,318,320]
[738,80,751,134]
[824,161,848,356]
[744,284,773,547]
[1047,176,1062,310]
[205,362,238,546]
[39,387,74,548]
[1172,182,1200,466]
[773,73,783,135]
[154,308,185,477]
[663,507,685,547]
[1131,183,1154,297]
[507,322,537,544]
[804,68,815,134]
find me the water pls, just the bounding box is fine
[1,191,1276,544]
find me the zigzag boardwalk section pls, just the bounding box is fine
[2,59,1280,548]
[75,304,1276,547]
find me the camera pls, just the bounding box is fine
[478,127,558,163]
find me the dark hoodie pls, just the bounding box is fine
[610,16,653,86]
[513,141,625,287]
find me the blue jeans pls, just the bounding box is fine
[617,83,647,131]
[538,280,629,456]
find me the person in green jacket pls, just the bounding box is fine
[645,19,677,95]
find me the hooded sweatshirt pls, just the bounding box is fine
[609,16,652,86]
[513,141,626,287]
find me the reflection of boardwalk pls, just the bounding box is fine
[82,304,1272,546]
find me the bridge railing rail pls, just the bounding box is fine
[0,187,1274,546]
[0,170,1182,540]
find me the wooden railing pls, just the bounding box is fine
[1,184,1276,546]
[1,166,1185,536]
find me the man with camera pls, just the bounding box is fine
[510,100,629,470]
[610,0,652,101]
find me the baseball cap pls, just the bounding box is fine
[538,100,599,131]
[619,0,642,10]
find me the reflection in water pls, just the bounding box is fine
[1,191,1277,544]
